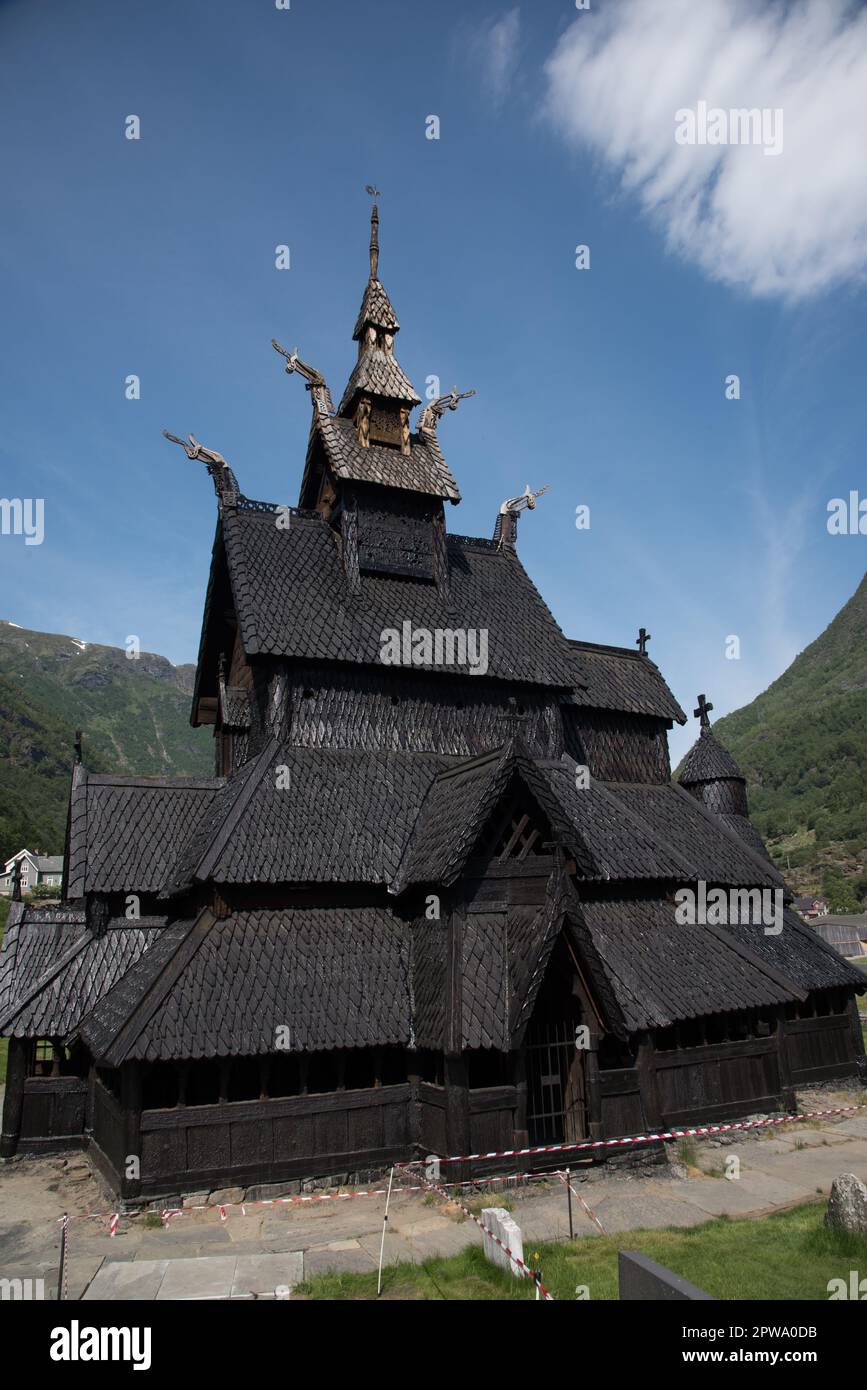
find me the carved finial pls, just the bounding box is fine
[694,693,714,728]
[418,387,476,433]
[493,483,550,549]
[498,483,550,516]
[636,627,651,656]
[365,186,381,280]
[271,340,334,415]
[74,729,83,765]
[163,429,241,506]
[11,856,22,903]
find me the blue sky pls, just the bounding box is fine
[1,0,865,763]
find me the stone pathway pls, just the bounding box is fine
[83,1252,303,1300]
[1,1084,864,1299]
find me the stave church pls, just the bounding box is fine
[1,206,863,1201]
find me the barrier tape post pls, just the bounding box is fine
[56,1213,68,1302]
[376,1165,395,1299]
[559,1169,606,1235]
[565,1167,573,1239]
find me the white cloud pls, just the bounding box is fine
[543,0,867,300]
[471,7,521,106]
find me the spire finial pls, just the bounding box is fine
[694,693,714,728]
[74,729,83,764]
[636,627,651,656]
[365,185,381,280]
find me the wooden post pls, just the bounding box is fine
[444,1056,470,1163]
[0,1038,29,1157]
[585,1038,603,1141]
[775,1008,796,1110]
[120,1063,143,1199]
[513,1049,529,1149]
[847,996,865,1064]
[636,1032,663,1131]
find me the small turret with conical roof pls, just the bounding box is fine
[679,693,774,862]
[679,693,748,815]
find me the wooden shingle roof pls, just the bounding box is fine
[680,727,745,783]
[0,904,163,1038]
[219,506,583,685]
[81,906,413,1063]
[567,641,686,723]
[316,414,460,499]
[65,768,223,898]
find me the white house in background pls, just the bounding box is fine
[0,849,64,897]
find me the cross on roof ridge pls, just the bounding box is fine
[694,693,714,727]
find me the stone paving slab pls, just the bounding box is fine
[673,1172,809,1217]
[302,1245,378,1278]
[84,1252,304,1300]
[232,1253,304,1298]
[744,1144,867,1190]
[590,1191,711,1233]
[84,1259,169,1301]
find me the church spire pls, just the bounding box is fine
[369,199,379,280]
[339,195,420,442]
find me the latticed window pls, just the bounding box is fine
[496,811,549,860]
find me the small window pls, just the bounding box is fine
[344,1051,376,1090]
[268,1054,302,1098]
[467,1050,510,1088]
[142,1063,179,1110]
[185,1060,221,1106]
[227,1057,261,1102]
[307,1054,339,1094]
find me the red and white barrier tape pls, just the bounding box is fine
[55,1101,867,1233]
[68,1181,430,1229]
[407,1102,867,1168]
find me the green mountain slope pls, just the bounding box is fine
[0,621,211,863]
[710,573,867,901]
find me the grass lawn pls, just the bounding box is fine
[296,1202,866,1301]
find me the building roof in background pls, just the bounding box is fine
[0,902,163,1038]
[65,766,222,898]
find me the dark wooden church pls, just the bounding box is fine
[1,208,864,1202]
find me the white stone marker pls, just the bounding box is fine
[481,1207,525,1279]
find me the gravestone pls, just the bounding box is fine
[481,1207,525,1278]
[825,1173,867,1240]
[619,1250,714,1301]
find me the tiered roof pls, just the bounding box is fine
[2,206,864,1074]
